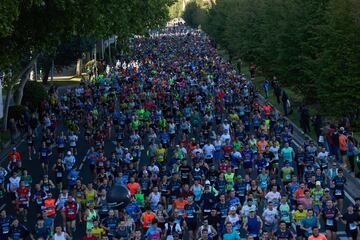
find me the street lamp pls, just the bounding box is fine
[0,71,5,119]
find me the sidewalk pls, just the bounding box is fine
[0,83,79,163]
[257,94,360,201]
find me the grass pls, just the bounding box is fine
[217,46,318,140]
[48,75,84,87]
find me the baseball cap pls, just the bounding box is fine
[230,206,236,211]
[324,188,330,192]
[316,181,321,186]
[205,180,210,185]
[67,151,71,155]
[249,208,255,212]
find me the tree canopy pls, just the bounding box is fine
[185,0,360,119]
[0,0,174,130]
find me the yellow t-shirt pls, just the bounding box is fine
[155,148,166,162]
[293,210,307,224]
[91,227,105,238]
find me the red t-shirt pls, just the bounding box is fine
[82,236,97,240]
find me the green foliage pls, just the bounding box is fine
[0,0,175,79]
[183,0,208,28]
[169,0,184,19]
[0,0,20,37]
[202,0,360,118]
[22,81,48,108]
[8,105,26,121]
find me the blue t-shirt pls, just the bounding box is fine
[281,147,294,162]
[146,227,161,240]
[223,230,241,240]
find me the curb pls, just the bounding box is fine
[257,89,360,201]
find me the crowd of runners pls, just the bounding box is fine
[0,25,359,240]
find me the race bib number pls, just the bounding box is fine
[56,172,63,177]
[335,189,342,196]
[326,219,334,226]
[350,223,357,230]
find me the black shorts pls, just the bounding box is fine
[41,158,49,165]
[334,191,344,200]
[18,203,28,209]
[325,223,337,232]
[89,164,96,171]
[10,192,18,201]
[185,218,197,231]
[55,177,63,183]
[346,229,358,239]
[296,225,304,237]
[66,217,76,222]
[170,133,175,140]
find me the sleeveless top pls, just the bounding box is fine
[247,216,260,235]
[54,232,66,240]
[228,214,240,230]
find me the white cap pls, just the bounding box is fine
[205,180,210,185]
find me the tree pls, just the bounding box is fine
[0,0,20,37]
[0,0,175,130]
[183,0,208,29]
[317,0,360,117]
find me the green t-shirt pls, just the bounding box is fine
[281,167,293,182]
[233,141,241,151]
[135,193,145,206]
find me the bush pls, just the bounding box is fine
[22,81,48,108]
[8,105,26,121]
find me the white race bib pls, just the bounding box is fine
[326,219,334,226]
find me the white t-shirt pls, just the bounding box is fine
[8,176,21,192]
[203,144,215,158]
[241,204,257,217]
[220,133,231,144]
[168,123,176,134]
[269,146,280,160]
[262,208,278,225]
[68,135,78,147]
[265,191,281,204]
[317,151,329,160]
[223,123,231,134]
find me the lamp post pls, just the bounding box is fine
[0,71,4,119]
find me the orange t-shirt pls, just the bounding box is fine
[308,233,327,240]
[142,211,155,228]
[257,140,268,154]
[339,134,347,151]
[127,182,140,196]
[173,199,188,216]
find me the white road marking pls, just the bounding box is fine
[76,150,89,171]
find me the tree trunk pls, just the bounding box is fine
[42,61,51,85]
[2,84,14,131]
[14,69,31,105]
[10,55,40,112]
[76,58,83,76]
